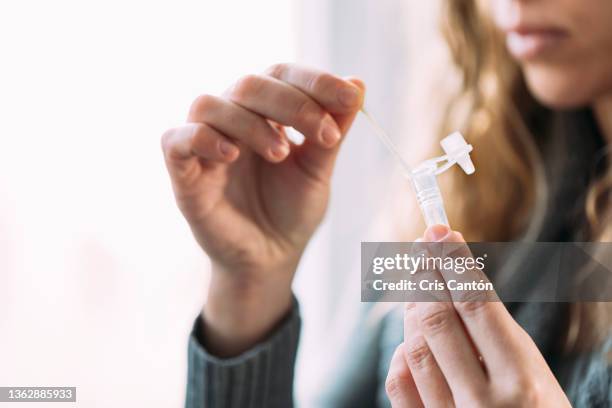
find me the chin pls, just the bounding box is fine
[522,66,594,110]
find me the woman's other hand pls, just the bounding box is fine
[161,64,365,356]
[385,225,571,407]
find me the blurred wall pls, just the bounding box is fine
[0,1,296,406]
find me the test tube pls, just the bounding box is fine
[410,163,450,227]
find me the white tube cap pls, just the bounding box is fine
[440,132,475,175]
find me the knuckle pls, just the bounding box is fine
[457,387,489,408]
[522,384,539,407]
[419,304,454,335]
[231,74,264,101]
[498,376,539,407]
[160,125,199,160]
[306,72,331,93]
[292,97,320,124]
[190,94,218,116]
[264,63,288,79]
[160,129,174,153]
[404,341,432,369]
[384,376,407,399]
[454,297,489,316]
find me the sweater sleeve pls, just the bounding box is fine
[185,297,301,408]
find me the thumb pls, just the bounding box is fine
[293,77,365,181]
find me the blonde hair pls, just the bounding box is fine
[439,0,612,351]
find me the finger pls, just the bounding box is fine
[403,303,453,407]
[161,123,239,164]
[225,74,343,149]
[409,238,453,303]
[412,301,488,402]
[292,77,366,182]
[188,94,290,162]
[265,63,364,115]
[412,227,488,401]
[423,225,496,304]
[406,225,487,401]
[455,299,530,377]
[452,282,531,377]
[423,226,523,375]
[385,343,424,408]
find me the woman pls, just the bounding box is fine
[162,0,612,406]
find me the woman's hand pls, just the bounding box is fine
[161,64,364,356]
[386,225,571,407]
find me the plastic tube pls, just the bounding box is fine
[411,162,450,226]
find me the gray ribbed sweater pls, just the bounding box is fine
[186,299,301,407]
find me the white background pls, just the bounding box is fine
[0,1,295,406]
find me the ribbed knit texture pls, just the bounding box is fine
[185,298,300,408]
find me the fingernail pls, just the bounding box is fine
[219,139,237,157]
[270,142,290,159]
[424,224,451,241]
[337,85,361,108]
[321,125,341,147]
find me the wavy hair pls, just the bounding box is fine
[439,0,611,351]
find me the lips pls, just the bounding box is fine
[504,25,570,60]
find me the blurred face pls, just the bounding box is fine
[490,0,612,108]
